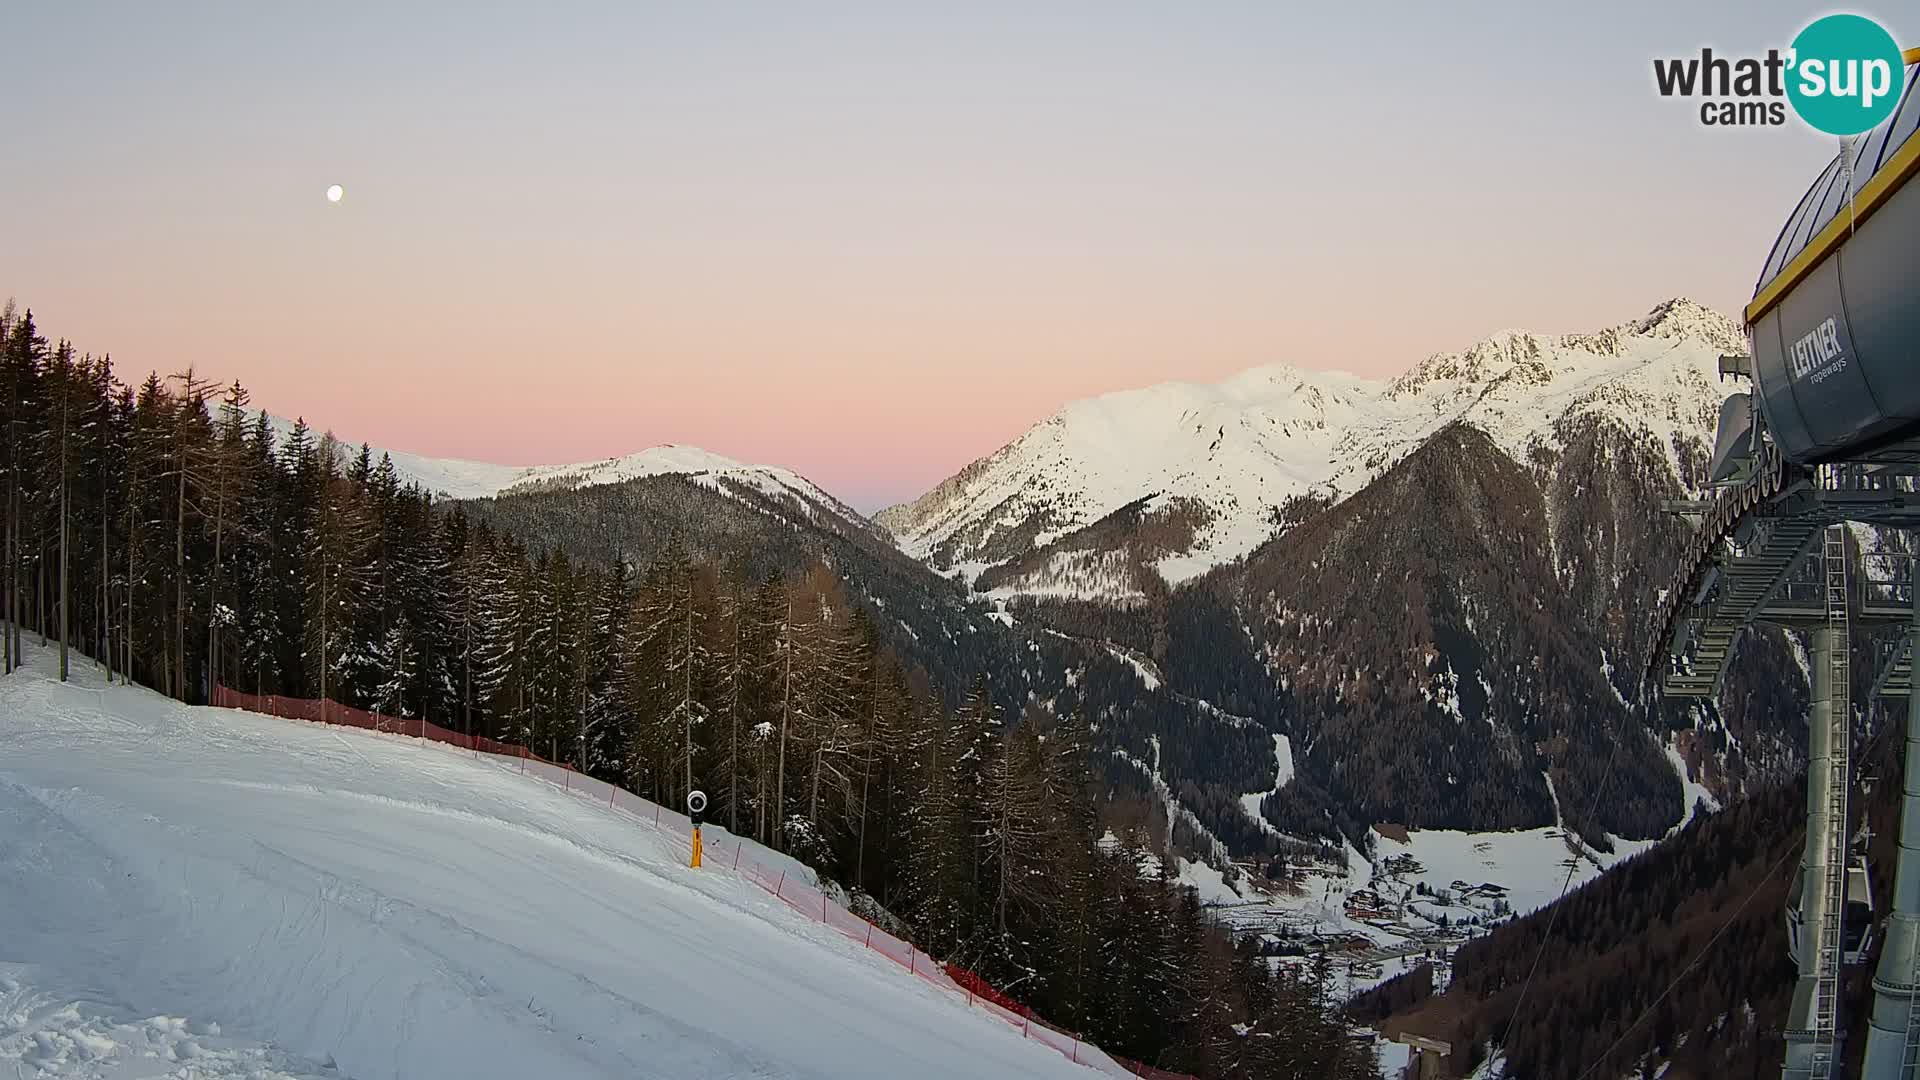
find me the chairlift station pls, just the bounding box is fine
[1651,56,1920,1080]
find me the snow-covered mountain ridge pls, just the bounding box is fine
[877,298,1742,598]
[262,413,871,533]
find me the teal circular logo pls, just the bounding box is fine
[1786,15,1906,135]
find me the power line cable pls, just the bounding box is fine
[1498,692,1637,1047]
[1564,696,1900,1080]
[1569,837,1800,1080]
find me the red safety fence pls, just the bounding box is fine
[210,685,1195,1080]
[945,964,1036,1019]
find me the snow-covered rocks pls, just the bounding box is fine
[0,973,334,1080]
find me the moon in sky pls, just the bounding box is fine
[326,184,343,203]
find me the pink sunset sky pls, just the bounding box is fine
[2,2,1889,510]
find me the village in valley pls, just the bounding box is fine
[1162,821,1611,1001]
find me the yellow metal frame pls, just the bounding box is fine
[1748,48,1920,325]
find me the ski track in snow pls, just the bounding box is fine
[1664,741,1721,834]
[0,647,1099,1080]
[1236,735,1292,839]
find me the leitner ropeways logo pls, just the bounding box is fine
[1790,317,1850,384]
[1654,13,1906,134]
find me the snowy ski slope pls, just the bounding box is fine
[0,646,1100,1080]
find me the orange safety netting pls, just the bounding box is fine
[209,686,1196,1080]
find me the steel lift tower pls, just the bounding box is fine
[1652,56,1920,1080]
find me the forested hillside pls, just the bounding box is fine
[1189,424,1680,845]
[465,467,1331,879]
[454,470,1051,718]
[1359,719,1907,1080]
[1439,778,1806,1078]
[0,304,1375,1079]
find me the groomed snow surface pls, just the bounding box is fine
[0,646,1103,1080]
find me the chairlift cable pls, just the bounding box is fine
[1568,839,1800,1080]
[1570,708,1900,1080]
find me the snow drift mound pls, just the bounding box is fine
[0,646,1098,1080]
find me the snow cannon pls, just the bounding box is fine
[687,790,707,869]
[1746,59,1920,465]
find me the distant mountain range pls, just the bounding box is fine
[262,416,870,530]
[278,298,1805,870]
[290,296,1744,607]
[876,298,1747,601]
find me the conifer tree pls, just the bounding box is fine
[165,370,215,700]
[1040,706,1102,1027]
[48,341,77,679]
[903,694,971,956]
[475,537,536,741]
[304,441,377,711]
[978,720,1050,983]
[271,417,319,693]
[127,374,175,690]
[581,558,634,776]
[710,578,768,835]
[84,354,122,681]
[647,542,708,805]
[372,616,419,718]
[850,622,908,895]
[201,380,254,692]
[438,512,484,734]
[3,309,48,672]
[530,547,586,761]
[760,576,798,849]
[953,674,1002,935]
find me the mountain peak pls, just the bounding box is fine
[1388,328,1556,398]
[565,444,750,477]
[1625,297,1747,354]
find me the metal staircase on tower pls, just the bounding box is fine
[1810,525,1852,1080]
[1876,634,1914,700]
